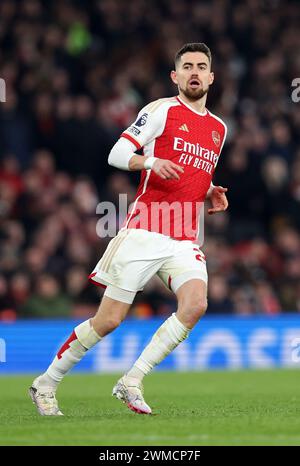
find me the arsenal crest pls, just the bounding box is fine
[212,130,221,147]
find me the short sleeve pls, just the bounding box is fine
[120,100,169,149]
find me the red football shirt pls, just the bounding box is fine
[120,96,227,241]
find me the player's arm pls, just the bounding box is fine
[206,120,229,214]
[108,102,184,180]
[108,138,183,180]
[206,181,229,215]
[129,154,184,180]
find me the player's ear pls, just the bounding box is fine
[209,71,214,85]
[170,70,178,85]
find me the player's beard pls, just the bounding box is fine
[180,83,209,101]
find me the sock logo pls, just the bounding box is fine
[57,331,78,359]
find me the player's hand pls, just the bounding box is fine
[208,186,228,215]
[152,159,184,180]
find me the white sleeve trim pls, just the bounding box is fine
[122,98,178,148]
[108,137,137,171]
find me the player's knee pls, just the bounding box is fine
[190,296,207,318]
[180,296,207,327]
[198,298,208,318]
[183,294,207,313]
[92,314,123,336]
[105,315,123,332]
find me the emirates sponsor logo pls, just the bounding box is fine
[173,137,220,167]
[212,130,220,147]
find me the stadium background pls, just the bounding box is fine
[0,0,300,374]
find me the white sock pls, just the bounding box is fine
[38,320,101,388]
[126,313,190,381]
[125,366,145,380]
[36,372,58,389]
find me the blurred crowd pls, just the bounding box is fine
[0,0,300,320]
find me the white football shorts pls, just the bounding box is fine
[89,228,207,303]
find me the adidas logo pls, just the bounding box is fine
[179,124,189,132]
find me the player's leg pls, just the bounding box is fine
[29,291,132,416]
[46,292,132,384]
[127,278,206,378]
[175,278,207,327]
[114,278,206,415]
[29,228,140,415]
[116,243,208,414]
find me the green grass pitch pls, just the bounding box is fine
[0,370,300,446]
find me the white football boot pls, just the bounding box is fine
[112,375,152,415]
[29,375,63,416]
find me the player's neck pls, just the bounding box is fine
[178,93,207,114]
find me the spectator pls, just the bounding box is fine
[21,274,72,318]
[207,275,234,314]
[0,0,300,318]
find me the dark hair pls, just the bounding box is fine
[175,43,212,67]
